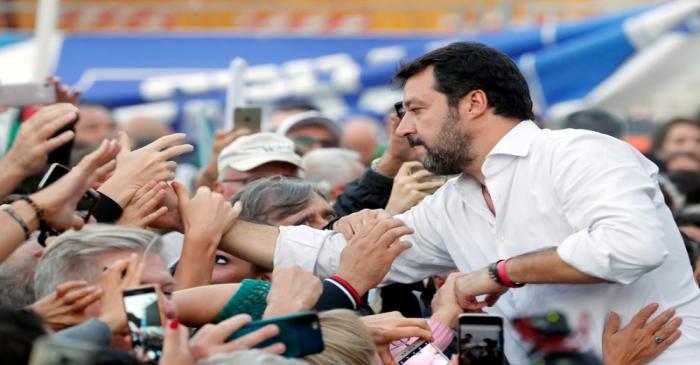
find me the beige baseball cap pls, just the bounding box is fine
[217,132,303,174]
[276,110,342,142]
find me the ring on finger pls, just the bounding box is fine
[655,336,664,344]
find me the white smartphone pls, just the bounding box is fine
[0,81,56,107]
[458,313,505,365]
[394,339,450,365]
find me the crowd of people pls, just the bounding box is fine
[1,41,699,365]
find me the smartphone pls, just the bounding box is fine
[226,311,324,357]
[395,340,450,365]
[28,336,98,365]
[122,286,166,364]
[233,106,262,132]
[37,163,101,223]
[0,81,56,107]
[37,163,69,190]
[46,114,78,166]
[409,165,455,194]
[458,314,505,365]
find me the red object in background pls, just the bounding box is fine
[625,135,653,154]
[20,105,39,122]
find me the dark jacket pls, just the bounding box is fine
[332,168,394,218]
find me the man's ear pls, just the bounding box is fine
[459,89,489,119]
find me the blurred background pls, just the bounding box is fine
[1,0,699,157]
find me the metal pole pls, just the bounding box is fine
[33,0,59,81]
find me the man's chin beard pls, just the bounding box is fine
[422,148,465,175]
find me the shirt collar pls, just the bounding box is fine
[487,120,540,158]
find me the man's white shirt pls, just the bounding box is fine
[274,121,700,364]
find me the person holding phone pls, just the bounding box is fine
[0,139,120,262]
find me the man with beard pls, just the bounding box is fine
[215,42,700,364]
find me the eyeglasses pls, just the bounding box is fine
[394,101,405,120]
[220,176,264,185]
[292,135,338,148]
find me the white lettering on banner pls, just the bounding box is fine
[137,52,361,104]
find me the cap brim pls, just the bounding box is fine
[288,118,343,141]
[223,153,303,172]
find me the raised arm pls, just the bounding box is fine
[218,220,279,271]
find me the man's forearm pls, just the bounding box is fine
[506,247,606,284]
[219,220,279,270]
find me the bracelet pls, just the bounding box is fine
[5,195,56,248]
[329,274,363,305]
[488,260,505,286]
[2,205,31,240]
[496,259,525,288]
[4,194,45,221]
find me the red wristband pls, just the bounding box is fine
[329,274,362,304]
[496,259,524,288]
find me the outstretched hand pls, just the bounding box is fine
[454,267,508,312]
[333,208,392,241]
[29,280,102,330]
[97,253,143,333]
[361,311,433,365]
[117,181,169,227]
[602,303,682,365]
[189,314,284,361]
[336,216,413,296]
[1,103,78,182]
[174,183,241,289]
[32,139,120,232]
[98,132,192,208]
[263,266,322,319]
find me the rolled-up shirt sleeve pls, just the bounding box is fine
[274,226,345,278]
[553,132,669,284]
[274,186,456,284]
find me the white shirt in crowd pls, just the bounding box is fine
[274,121,700,364]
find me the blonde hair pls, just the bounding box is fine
[304,309,377,365]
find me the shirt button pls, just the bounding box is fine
[498,234,505,242]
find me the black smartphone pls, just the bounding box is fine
[123,286,166,364]
[226,311,324,357]
[37,163,100,223]
[47,114,78,167]
[458,314,505,365]
[28,336,98,365]
[37,163,70,190]
[394,339,450,365]
[233,106,262,132]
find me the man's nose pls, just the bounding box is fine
[395,115,415,137]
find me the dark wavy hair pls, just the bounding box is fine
[393,42,534,121]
